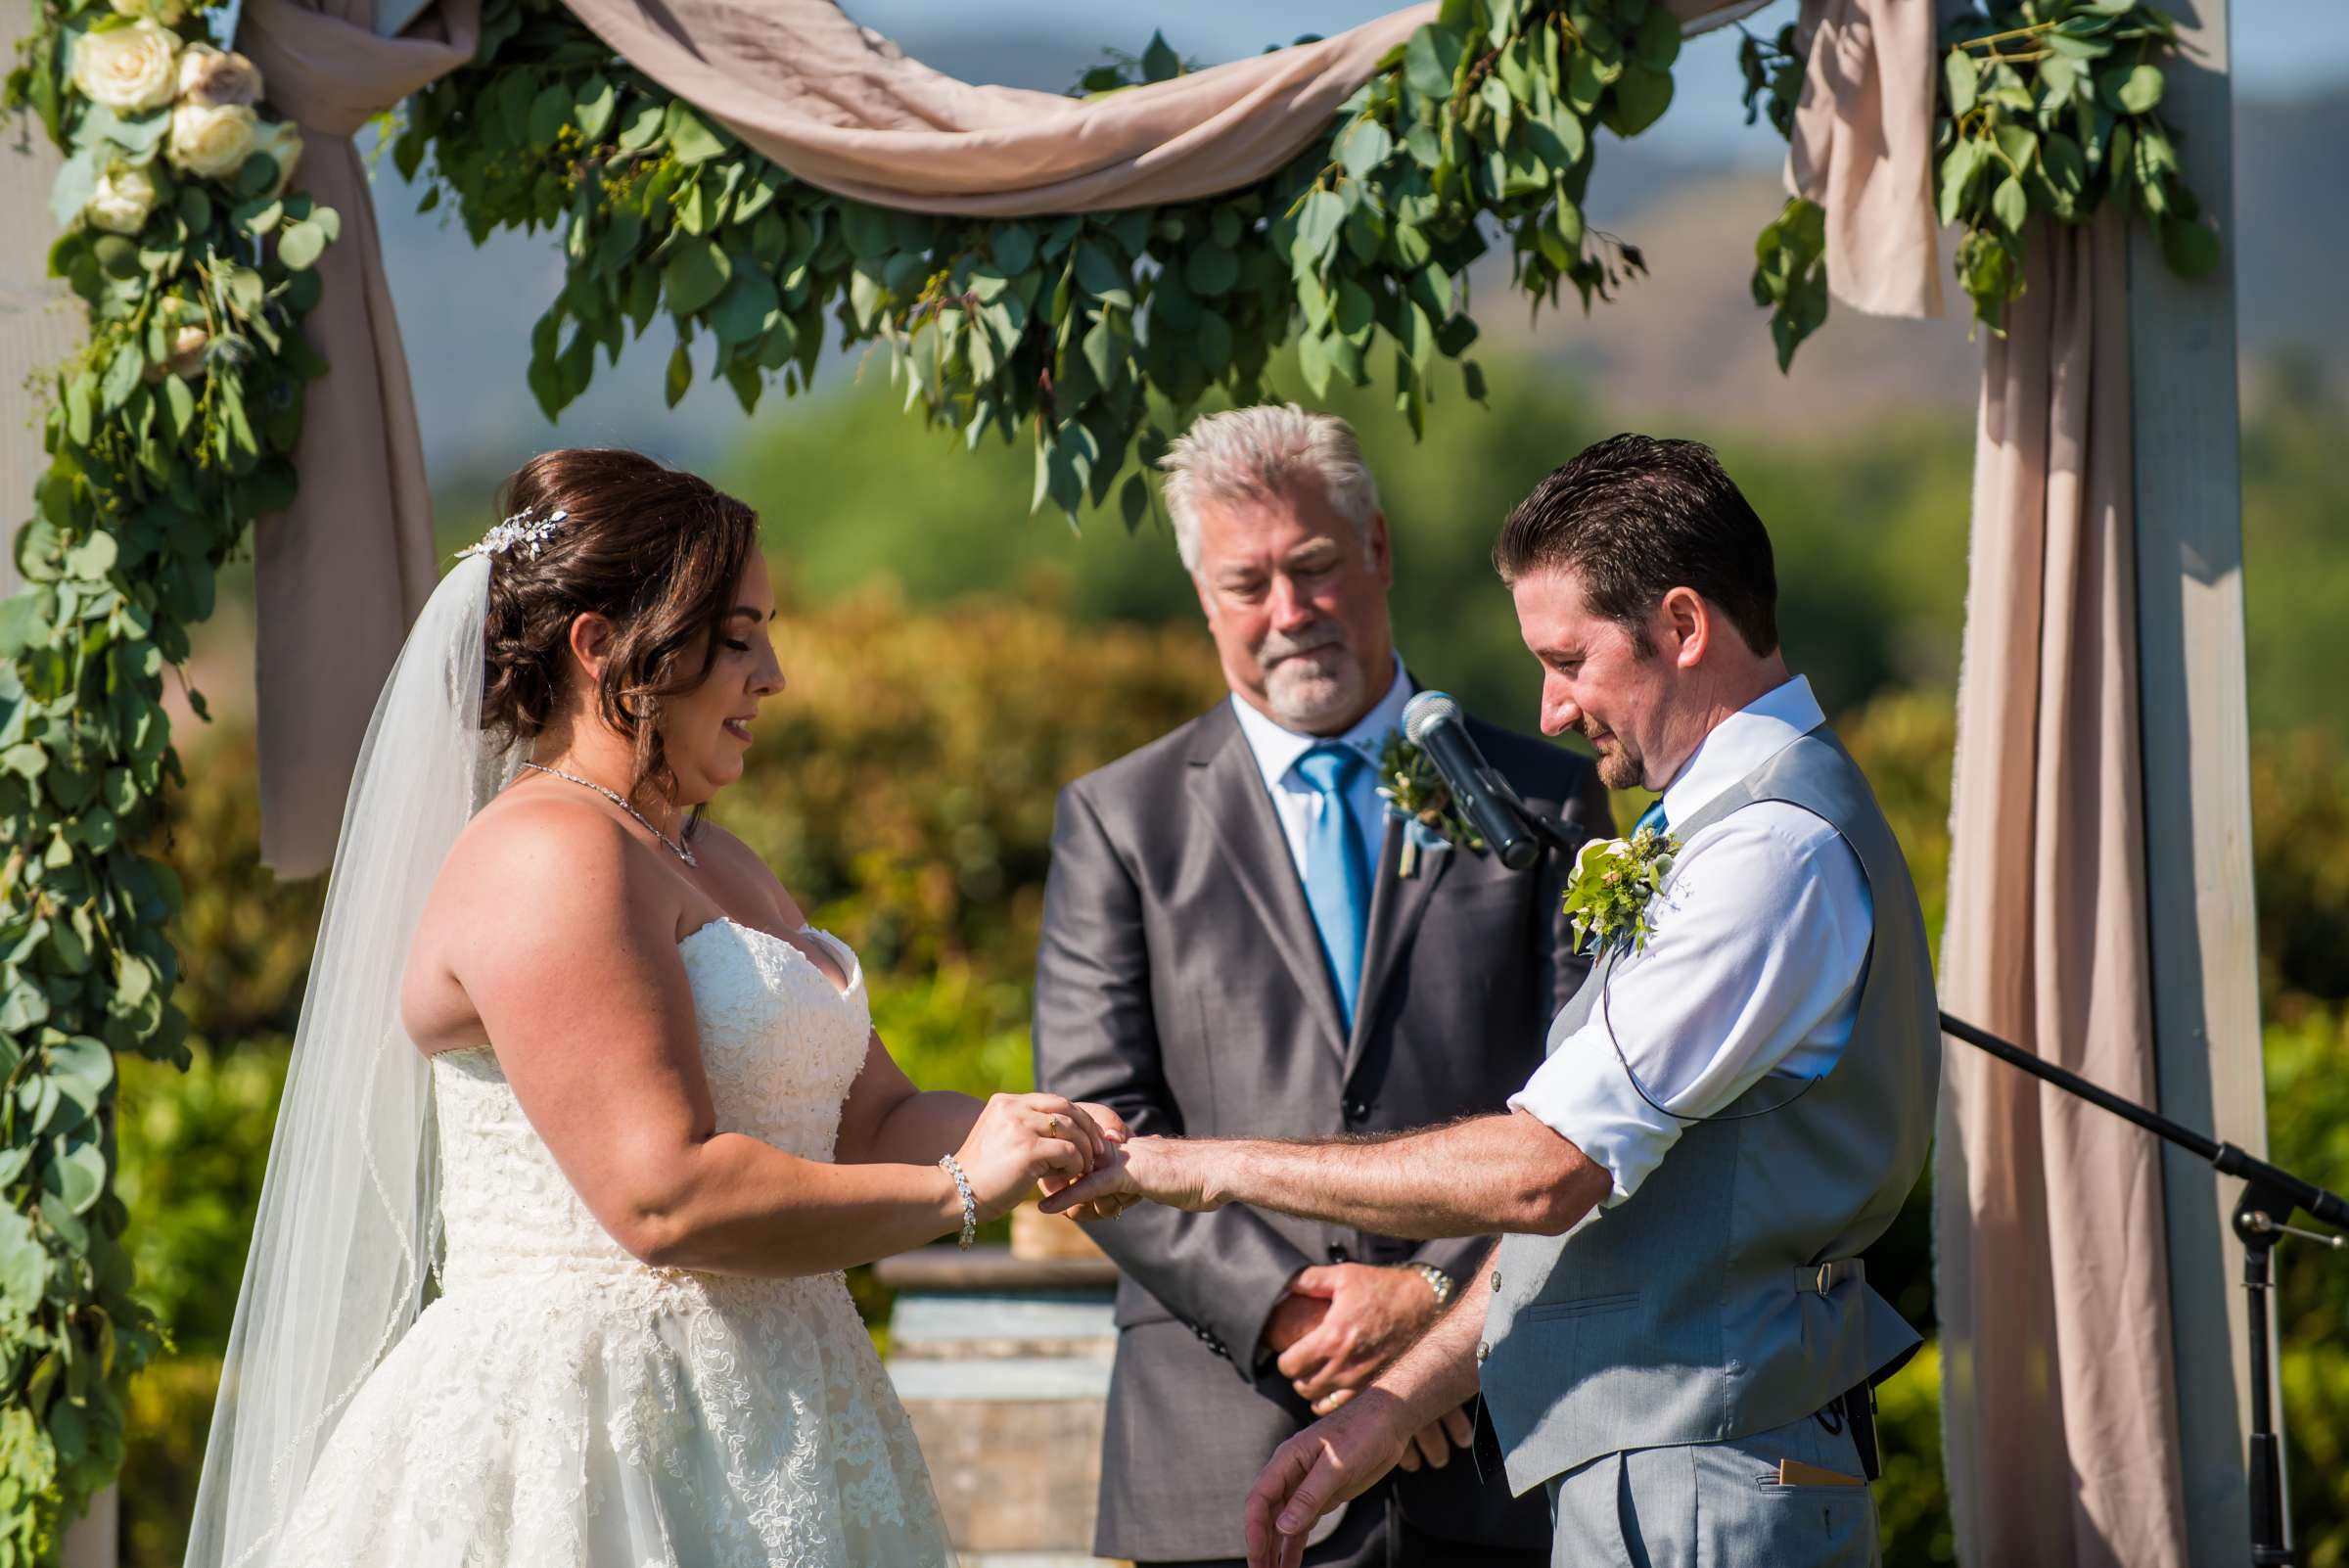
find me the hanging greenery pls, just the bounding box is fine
[1742,0,2218,368]
[399,0,1672,525]
[0,0,326,1554]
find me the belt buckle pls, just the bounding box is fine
[1815,1263,1835,1295]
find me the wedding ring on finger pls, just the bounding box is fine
[1045,1116,1061,1136]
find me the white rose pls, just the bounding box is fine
[253,118,304,199]
[84,163,159,234]
[109,0,187,24]
[72,19,180,114]
[174,41,262,107]
[165,98,257,180]
[166,324,210,379]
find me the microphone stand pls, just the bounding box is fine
[1936,1013,2344,1568]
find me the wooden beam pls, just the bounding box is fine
[2126,2,2269,1563]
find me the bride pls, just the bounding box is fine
[185,447,1127,1567]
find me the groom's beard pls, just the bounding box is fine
[1584,725,1643,791]
[1260,623,1364,732]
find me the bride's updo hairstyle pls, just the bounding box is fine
[478,447,759,810]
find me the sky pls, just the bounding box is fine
[849,0,2349,165]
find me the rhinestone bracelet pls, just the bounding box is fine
[938,1154,978,1250]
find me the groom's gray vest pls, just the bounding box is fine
[1479,725,1937,1498]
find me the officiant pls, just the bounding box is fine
[1031,404,1613,1568]
[1044,434,1939,1568]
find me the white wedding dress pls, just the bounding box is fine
[268,917,957,1568]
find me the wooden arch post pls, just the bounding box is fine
[2127,1,2270,1561]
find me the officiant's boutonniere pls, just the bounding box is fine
[1562,826,1681,956]
[1375,731,1484,877]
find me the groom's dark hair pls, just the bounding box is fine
[1493,434,1779,658]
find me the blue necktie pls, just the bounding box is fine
[1293,744,1371,1028]
[1633,797,1670,839]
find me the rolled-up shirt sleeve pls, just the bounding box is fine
[1508,805,1872,1205]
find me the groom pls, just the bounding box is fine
[1046,434,1939,1568]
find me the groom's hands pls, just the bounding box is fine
[1243,1388,1415,1568]
[1036,1134,1226,1217]
[1272,1265,1444,1412]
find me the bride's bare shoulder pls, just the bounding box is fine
[415,795,677,975]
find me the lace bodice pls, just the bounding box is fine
[432,918,869,1287]
[272,917,954,1567]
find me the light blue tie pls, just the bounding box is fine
[1633,797,1670,839]
[1293,744,1371,1029]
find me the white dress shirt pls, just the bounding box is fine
[1228,653,1413,885]
[1508,676,1873,1207]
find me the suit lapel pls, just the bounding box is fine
[1186,712,1350,1057]
[1344,810,1451,1078]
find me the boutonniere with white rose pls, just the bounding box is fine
[1562,825,1681,956]
[1374,731,1483,876]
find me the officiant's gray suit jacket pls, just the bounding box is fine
[1034,697,1612,1563]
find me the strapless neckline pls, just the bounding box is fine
[683,916,862,1000]
[426,918,860,1064]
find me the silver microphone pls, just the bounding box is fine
[1402,691,1547,871]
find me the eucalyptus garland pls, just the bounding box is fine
[396,0,1675,524]
[0,0,326,1553]
[1741,0,2215,368]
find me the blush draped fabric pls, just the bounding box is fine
[1934,209,2191,1568]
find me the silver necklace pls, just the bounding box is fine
[519,761,697,866]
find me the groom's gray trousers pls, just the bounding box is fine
[1544,1410,1879,1568]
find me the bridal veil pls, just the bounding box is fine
[183,554,519,1567]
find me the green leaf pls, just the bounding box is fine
[0,1207,43,1316]
[1296,189,1346,261]
[663,238,731,316]
[1336,119,1393,180]
[665,102,727,164]
[1992,174,2028,236]
[1604,63,1674,137]
[665,342,692,407]
[161,372,196,438]
[1119,471,1150,531]
[2109,64,2164,115]
[2158,215,2221,280]
[575,74,616,140]
[98,345,144,413]
[528,81,572,147]
[1632,7,1681,69]
[840,202,893,260]
[1942,49,1978,116]
[990,223,1036,276]
[1404,23,1465,100]
[1183,242,1239,298]
[617,100,664,151]
[1141,29,1181,83]
[710,269,780,348]
[278,219,327,271]
[66,531,116,578]
[1074,241,1129,304]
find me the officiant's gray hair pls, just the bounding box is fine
[1160,404,1381,575]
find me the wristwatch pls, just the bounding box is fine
[1405,1262,1455,1307]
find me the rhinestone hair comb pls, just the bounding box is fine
[456,506,570,560]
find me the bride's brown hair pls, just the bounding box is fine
[478,448,760,819]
